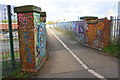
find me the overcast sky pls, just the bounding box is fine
[0,0,119,22]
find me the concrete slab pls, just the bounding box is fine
[36,28,118,78]
[94,65,118,78]
[48,50,84,73]
[46,29,65,51]
[50,28,118,78]
[37,69,97,78]
[72,49,118,69]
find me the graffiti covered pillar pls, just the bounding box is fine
[35,12,47,69]
[14,5,47,72]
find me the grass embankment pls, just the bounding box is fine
[103,44,120,58]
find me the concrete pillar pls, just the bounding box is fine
[14,5,47,72]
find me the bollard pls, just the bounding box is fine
[14,5,47,72]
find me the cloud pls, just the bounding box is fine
[105,9,117,18]
[44,0,119,21]
[0,0,119,22]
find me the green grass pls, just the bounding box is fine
[2,53,20,59]
[0,37,18,41]
[8,70,38,78]
[2,59,21,77]
[3,51,48,78]
[2,54,30,78]
[2,63,37,78]
[2,57,35,78]
[103,44,120,58]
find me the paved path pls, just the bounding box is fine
[36,27,118,79]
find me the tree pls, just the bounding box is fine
[1,20,17,23]
[46,21,54,24]
[2,20,8,23]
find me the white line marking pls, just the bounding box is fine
[49,29,106,79]
[70,41,77,44]
[88,69,105,78]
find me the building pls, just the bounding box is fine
[0,23,18,34]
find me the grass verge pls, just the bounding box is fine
[103,44,120,58]
[2,52,20,59]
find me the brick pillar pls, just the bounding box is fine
[14,5,47,72]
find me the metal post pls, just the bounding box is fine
[110,16,113,44]
[118,16,120,45]
[7,5,15,68]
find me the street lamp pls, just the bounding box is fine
[118,1,120,16]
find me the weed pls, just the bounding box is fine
[103,44,120,57]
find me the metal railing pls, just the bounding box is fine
[110,16,120,45]
[0,4,20,77]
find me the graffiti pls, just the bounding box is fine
[77,22,85,42]
[15,5,47,72]
[37,24,46,57]
[102,19,110,48]
[17,12,47,70]
[34,13,46,69]
[89,22,104,48]
[17,12,40,70]
[86,24,97,45]
[18,13,34,27]
[19,29,34,64]
[93,30,103,48]
[34,13,41,58]
[53,18,110,50]
[35,23,46,69]
[34,13,40,27]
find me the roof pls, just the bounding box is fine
[0,23,18,29]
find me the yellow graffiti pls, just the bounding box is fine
[96,22,104,30]
[87,24,97,45]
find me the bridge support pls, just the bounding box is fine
[14,5,47,72]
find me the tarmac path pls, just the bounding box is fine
[36,27,118,79]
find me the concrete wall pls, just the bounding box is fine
[53,18,110,50]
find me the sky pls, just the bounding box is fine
[0,0,119,22]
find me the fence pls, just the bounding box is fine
[52,17,111,50]
[0,4,20,77]
[0,5,47,77]
[110,16,120,45]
